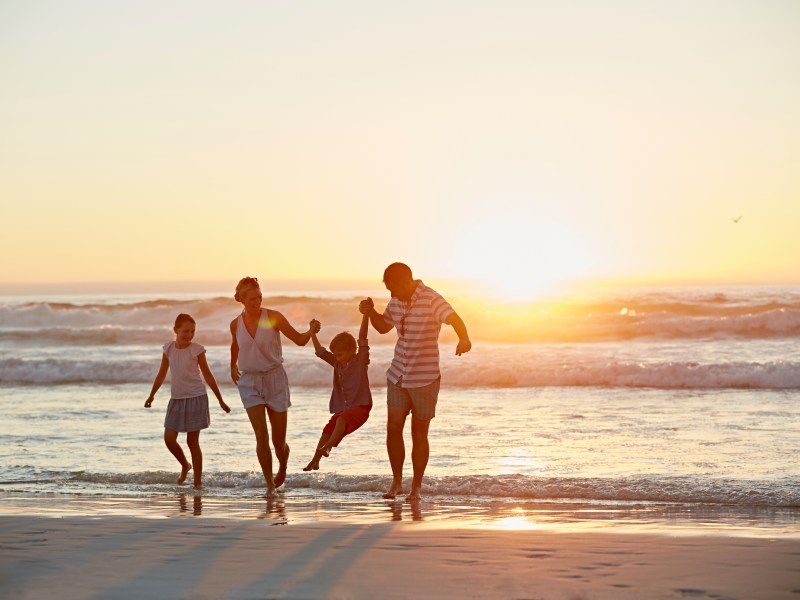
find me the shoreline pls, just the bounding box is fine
[1,514,799,599]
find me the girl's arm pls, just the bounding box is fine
[144,354,170,407]
[198,353,231,413]
[272,310,321,346]
[229,319,240,384]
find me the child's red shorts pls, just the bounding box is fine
[322,405,371,446]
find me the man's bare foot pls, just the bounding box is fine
[405,488,422,503]
[302,461,320,472]
[383,481,403,499]
[178,463,192,484]
[275,444,290,487]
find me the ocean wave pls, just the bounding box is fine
[3,290,800,344]
[3,470,797,507]
[2,354,799,389]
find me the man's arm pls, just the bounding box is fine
[359,297,393,334]
[445,312,472,356]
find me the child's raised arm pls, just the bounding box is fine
[144,354,170,407]
[359,311,369,341]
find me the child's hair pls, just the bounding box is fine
[330,331,357,352]
[174,313,196,329]
[235,277,260,302]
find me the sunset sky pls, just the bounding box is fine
[2,1,799,297]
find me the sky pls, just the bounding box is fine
[2,1,799,298]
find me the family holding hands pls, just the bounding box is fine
[145,262,471,502]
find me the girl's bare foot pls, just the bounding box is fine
[178,463,192,484]
[302,461,320,471]
[383,480,403,499]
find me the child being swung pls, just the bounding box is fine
[145,313,230,488]
[303,312,372,471]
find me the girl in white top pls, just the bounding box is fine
[230,277,320,496]
[145,313,230,489]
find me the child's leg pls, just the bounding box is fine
[321,416,348,453]
[303,431,331,471]
[186,431,202,489]
[163,428,191,484]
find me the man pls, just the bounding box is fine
[360,262,471,502]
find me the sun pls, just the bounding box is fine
[446,212,593,300]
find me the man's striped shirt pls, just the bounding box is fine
[382,280,454,388]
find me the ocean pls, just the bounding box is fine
[1,284,798,534]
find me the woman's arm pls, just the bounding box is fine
[272,310,320,346]
[229,319,240,384]
[144,354,170,407]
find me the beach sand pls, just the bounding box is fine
[2,513,799,599]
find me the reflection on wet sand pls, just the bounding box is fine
[177,493,202,516]
[387,500,423,522]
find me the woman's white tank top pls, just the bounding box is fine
[236,308,283,373]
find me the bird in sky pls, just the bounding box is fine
[732,215,743,223]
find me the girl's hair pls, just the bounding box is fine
[330,331,357,352]
[174,313,196,329]
[235,277,260,303]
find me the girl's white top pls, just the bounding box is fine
[236,308,283,373]
[163,341,207,399]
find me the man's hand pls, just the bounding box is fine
[455,339,472,356]
[359,298,374,315]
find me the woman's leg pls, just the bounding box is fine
[246,405,275,494]
[163,428,191,484]
[267,407,289,487]
[186,431,202,489]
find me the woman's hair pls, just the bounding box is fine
[234,277,260,303]
[330,331,357,352]
[174,313,196,329]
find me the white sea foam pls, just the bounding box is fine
[2,470,796,507]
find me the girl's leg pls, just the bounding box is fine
[186,431,202,489]
[303,431,331,471]
[267,407,289,487]
[164,428,191,484]
[246,406,275,495]
[320,416,347,454]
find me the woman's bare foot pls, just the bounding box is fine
[177,462,192,484]
[383,480,403,499]
[265,483,277,498]
[302,460,320,471]
[275,445,290,487]
[405,487,422,503]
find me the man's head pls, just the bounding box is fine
[383,262,415,300]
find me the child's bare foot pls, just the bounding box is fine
[275,444,290,487]
[302,460,320,471]
[178,462,192,484]
[318,445,330,457]
[383,481,403,499]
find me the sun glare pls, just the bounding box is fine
[446,213,593,300]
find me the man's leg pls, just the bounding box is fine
[407,416,431,502]
[384,406,407,499]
